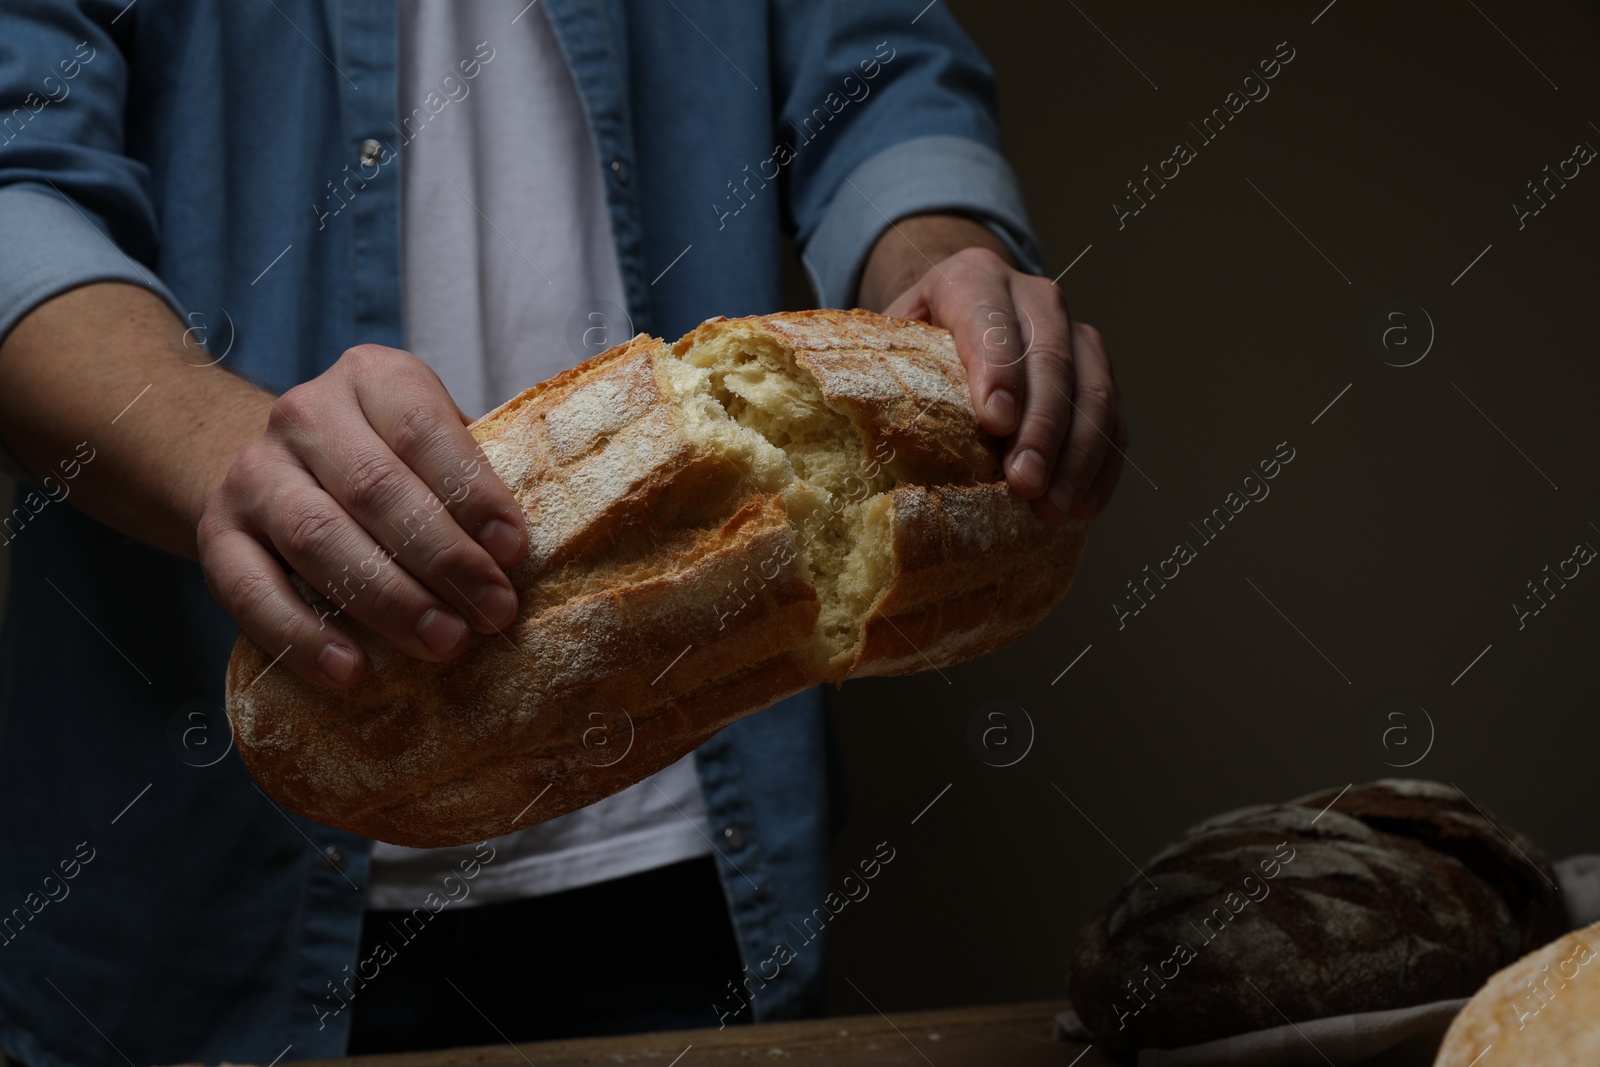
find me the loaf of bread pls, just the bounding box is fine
[1067,779,1564,1059]
[225,310,1087,846]
[1292,780,1567,959]
[1434,926,1600,1066]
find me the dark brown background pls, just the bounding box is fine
[812,0,1600,1018]
[0,0,1594,1031]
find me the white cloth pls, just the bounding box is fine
[369,0,713,910]
[1054,1000,1469,1067]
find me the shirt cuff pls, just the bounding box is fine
[799,134,1046,310]
[0,183,183,483]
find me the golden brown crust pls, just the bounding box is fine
[227,310,1087,846]
[851,484,1085,677]
[674,310,1000,487]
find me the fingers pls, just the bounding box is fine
[874,245,1128,524]
[243,460,476,660]
[881,286,928,323]
[1068,396,1132,521]
[990,274,1076,508]
[357,354,527,568]
[271,347,524,635]
[1070,359,1128,520]
[1028,317,1116,523]
[199,516,369,689]
[920,248,1028,438]
[923,258,1123,522]
[201,345,533,689]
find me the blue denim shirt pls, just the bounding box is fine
[0,3,1040,1064]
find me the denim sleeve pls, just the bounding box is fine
[0,183,181,343]
[0,4,184,479]
[769,1,1045,309]
[0,2,183,341]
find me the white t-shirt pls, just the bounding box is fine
[367,0,714,910]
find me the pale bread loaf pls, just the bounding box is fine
[225,310,1087,846]
[1434,926,1600,1066]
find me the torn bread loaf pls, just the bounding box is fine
[225,310,1087,846]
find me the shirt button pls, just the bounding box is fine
[358,138,382,167]
[322,846,348,873]
[610,157,629,185]
[723,826,744,851]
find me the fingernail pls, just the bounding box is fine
[472,581,518,631]
[319,643,359,685]
[417,608,469,655]
[985,389,1017,431]
[477,517,522,566]
[1048,479,1076,515]
[1010,448,1047,493]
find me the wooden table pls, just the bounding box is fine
[309,1001,1114,1067]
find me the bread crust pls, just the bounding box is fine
[1435,926,1600,1066]
[1066,780,1563,1059]
[1290,779,1566,956]
[226,310,1086,846]
[851,484,1085,677]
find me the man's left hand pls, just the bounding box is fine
[859,214,1127,525]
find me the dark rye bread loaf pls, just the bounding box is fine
[1290,779,1565,956]
[1067,779,1565,1059]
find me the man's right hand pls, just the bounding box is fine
[0,285,526,690]
[197,345,528,688]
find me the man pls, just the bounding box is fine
[0,2,1124,1064]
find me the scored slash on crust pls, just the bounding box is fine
[1450,782,1561,890]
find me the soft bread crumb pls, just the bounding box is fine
[658,356,792,490]
[669,323,896,670]
[829,495,894,670]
